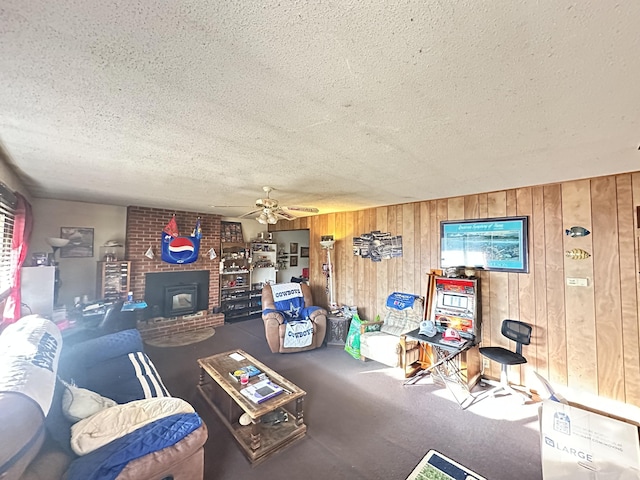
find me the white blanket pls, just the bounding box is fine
[283,320,314,348]
[270,282,302,302]
[0,315,62,415]
[70,397,194,455]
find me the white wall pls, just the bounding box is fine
[272,229,310,283]
[29,199,127,307]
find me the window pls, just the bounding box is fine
[0,182,17,300]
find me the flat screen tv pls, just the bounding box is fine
[440,216,529,273]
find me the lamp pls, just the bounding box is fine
[320,235,337,311]
[45,237,69,306]
[256,209,278,225]
[46,237,70,263]
[320,236,335,249]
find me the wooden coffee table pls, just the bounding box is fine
[197,349,307,465]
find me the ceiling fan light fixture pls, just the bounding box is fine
[239,186,318,223]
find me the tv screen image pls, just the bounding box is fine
[441,293,469,310]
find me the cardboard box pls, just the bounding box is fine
[540,399,640,479]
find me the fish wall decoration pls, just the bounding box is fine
[565,248,591,260]
[565,226,590,237]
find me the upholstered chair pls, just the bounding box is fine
[261,283,327,353]
[359,293,424,377]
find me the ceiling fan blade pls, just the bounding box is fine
[275,210,296,221]
[282,205,319,213]
[239,208,262,218]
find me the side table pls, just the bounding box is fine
[326,314,351,347]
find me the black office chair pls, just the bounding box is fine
[64,300,131,345]
[95,300,128,334]
[478,319,532,402]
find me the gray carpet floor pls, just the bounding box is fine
[146,318,543,480]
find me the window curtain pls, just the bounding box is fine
[3,193,33,323]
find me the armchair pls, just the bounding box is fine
[359,293,424,377]
[261,283,327,353]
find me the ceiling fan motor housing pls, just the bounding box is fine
[241,186,318,224]
[256,198,278,209]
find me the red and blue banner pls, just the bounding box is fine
[161,217,201,264]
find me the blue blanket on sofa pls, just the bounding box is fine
[263,283,321,323]
[65,412,202,480]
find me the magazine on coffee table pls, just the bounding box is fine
[240,379,284,404]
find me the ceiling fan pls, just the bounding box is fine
[216,186,319,224]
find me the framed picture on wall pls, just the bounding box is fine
[60,227,95,258]
[300,246,309,258]
[290,255,298,266]
[290,242,298,254]
[440,216,529,273]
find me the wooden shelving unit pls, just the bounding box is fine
[251,242,277,289]
[220,242,261,323]
[96,261,131,302]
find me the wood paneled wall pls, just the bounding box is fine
[271,171,640,406]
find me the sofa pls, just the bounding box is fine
[359,292,424,377]
[0,315,208,480]
[261,282,327,353]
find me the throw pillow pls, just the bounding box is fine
[60,379,117,423]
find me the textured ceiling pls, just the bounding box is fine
[1,1,639,219]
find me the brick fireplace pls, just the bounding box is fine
[125,206,224,340]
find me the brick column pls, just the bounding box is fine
[125,206,224,339]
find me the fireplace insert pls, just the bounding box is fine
[164,283,198,317]
[144,270,210,318]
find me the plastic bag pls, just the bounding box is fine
[344,313,363,359]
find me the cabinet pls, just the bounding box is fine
[96,261,131,302]
[220,243,261,323]
[250,242,277,288]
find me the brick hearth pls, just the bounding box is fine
[125,206,224,340]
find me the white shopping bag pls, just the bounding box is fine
[540,399,640,479]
